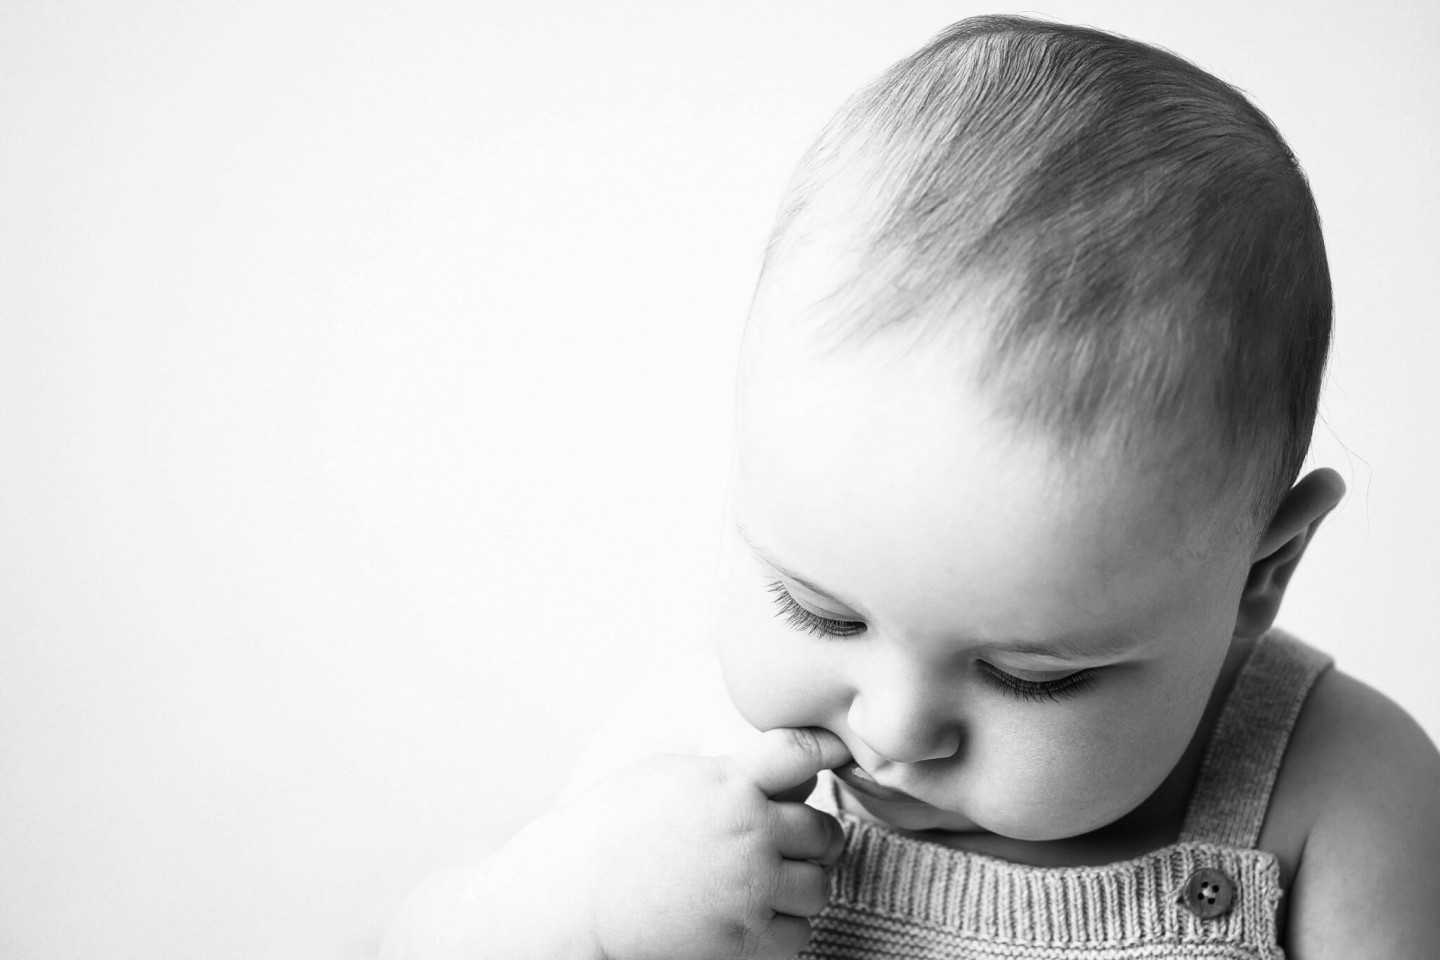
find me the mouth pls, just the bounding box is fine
[833,763,927,805]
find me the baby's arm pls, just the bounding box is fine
[380,661,848,960]
[378,816,598,960]
[1280,669,1440,958]
[382,728,847,960]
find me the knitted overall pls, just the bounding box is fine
[800,629,1331,959]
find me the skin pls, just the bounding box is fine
[720,323,1258,845]
[708,289,1440,956]
[382,262,1440,960]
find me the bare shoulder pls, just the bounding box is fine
[1269,666,1440,959]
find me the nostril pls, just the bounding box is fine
[854,734,962,767]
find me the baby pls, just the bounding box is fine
[385,15,1440,960]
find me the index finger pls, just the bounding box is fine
[728,727,851,798]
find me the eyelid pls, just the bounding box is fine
[765,579,865,638]
[763,577,1106,703]
[978,661,1096,702]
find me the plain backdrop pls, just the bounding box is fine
[2,1,1437,957]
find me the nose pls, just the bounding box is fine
[845,667,963,765]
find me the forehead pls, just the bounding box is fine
[735,328,1244,646]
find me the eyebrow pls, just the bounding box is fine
[733,520,1141,662]
[735,522,861,609]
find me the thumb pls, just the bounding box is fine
[728,727,851,799]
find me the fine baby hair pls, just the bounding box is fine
[749,15,1329,529]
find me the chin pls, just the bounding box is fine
[851,787,1127,843]
[862,802,971,833]
[845,788,980,833]
[996,799,1146,843]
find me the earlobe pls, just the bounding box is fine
[1234,468,1346,640]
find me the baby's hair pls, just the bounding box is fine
[755,15,1330,530]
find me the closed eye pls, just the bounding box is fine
[766,579,865,638]
[979,662,1096,702]
[766,578,1099,702]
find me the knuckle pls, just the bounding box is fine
[712,916,753,960]
[718,795,767,841]
[783,726,823,764]
[770,915,813,957]
[741,857,776,908]
[718,750,748,786]
[713,880,768,958]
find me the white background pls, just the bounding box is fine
[2,1,1437,957]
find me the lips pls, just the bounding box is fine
[833,763,927,804]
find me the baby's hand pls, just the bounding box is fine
[570,726,850,960]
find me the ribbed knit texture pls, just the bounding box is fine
[1176,633,1332,849]
[799,629,1332,959]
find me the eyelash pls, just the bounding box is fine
[977,663,1096,702]
[765,579,865,637]
[764,578,1096,702]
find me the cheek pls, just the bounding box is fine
[713,563,841,731]
[971,680,1206,838]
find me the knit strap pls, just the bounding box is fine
[1177,628,1333,848]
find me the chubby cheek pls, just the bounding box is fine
[713,566,844,733]
[715,642,806,733]
[972,678,1208,839]
[974,728,1160,838]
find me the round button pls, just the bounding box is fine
[1179,867,1236,919]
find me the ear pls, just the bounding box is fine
[1234,467,1346,640]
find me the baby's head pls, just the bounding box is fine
[715,17,1343,840]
